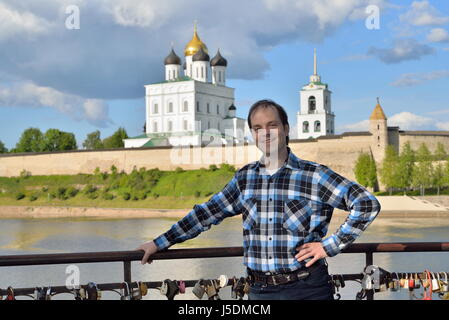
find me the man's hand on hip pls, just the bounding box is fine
[136,241,158,265]
[295,242,328,267]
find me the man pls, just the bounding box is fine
[137,99,381,300]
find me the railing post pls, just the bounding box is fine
[124,261,132,283]
[365,251,374,300]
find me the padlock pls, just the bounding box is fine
[192,280,205,300]
[178,280,186,294]
[205,280,219,300]
[408,274,415,291]
[6,287,15,300]
[72,288,83,300]
[164,279,180,300]
[432,272,440,293]
[218,275,228,289]
[362,273,373,291]
[45,287,52,300]
[131,282,142,300]
[231,277,246,300]
[121,282,132,300]
[339,275,346,288]
[414,274,421,289]
[230,277,238,299]
[403,274,409,290]
[158,281,168,296]
[86,282,100,300]
[139,281,148,297]
[440,272,449,292]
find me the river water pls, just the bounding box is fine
[0,214,448,300]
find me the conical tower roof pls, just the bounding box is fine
[370,98,387,120]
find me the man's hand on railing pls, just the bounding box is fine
[136,241,158,265]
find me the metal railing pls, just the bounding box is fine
[1,242,448,300]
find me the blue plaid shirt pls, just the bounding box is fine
[154,147,381,273]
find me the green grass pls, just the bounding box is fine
[374,187,449,196]
[0,165,236,209]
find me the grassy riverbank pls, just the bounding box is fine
[0,165,235,209]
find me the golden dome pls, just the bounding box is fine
[370,98,387,120]
[184,23,208,56]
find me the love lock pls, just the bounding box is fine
[440,272,449,292]
[131,282,142,300]
[361,273,373,291]
[218,275,229,289]
[205,280,220,300]
[231,277,246,300]
[432,272,441,293]
[139,281,148,298]
[192,279,205,300]
[121,282,132,300]
[72,288,83,300]
[6,287,15,300]
[164,279,180,300]
[79,287,86,300]
[86,282,101,300]
[178,280,186,294]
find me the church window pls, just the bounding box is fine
[168,121,173,132]
[196,67,198,78]
[208,121,210,129]
[207,103,210,113]
[154,104,159,114]
[303,121,309,133]
[153,122,158,132]
[183,120,188,131]
[308,96,316,113]
[314,121,321,132]
[377,124,380,130]
[196,101,200,112]
[168,102,173,113]
[217,104,220,114]
[183,101,188,112]
[201,67,204,78]
[219,71,222,82]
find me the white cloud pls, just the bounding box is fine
[390,70,449,87]
[427,28,449,43]
[368,38,435,64]
[0,0,388,100]
[0,2,52,40]
[0,82,113,127]
[400,0,449,26]
[436,122,449,130]
[338,119,370,132]
[388,112,433,130]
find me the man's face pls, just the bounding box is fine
[250,106,289,156]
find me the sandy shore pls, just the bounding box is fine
[0,195,448,219]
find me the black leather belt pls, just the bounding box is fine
[247,261,324,286]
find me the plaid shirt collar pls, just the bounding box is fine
[251,146,301,172]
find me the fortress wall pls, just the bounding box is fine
[399,134,449,153]
[0,135,371,179]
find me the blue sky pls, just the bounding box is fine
[1,0,449,150]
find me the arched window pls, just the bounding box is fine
[153,104,159,114]
[201,67,204,78]
[219,71,222,82]
[183,101,188,112]
[314,121,321,132]
[168,102,173,113]
[308,96,316,113]
[207,103,210,113]
[217,104,220,114]
[303,121,309,133]
[196,101,200,112]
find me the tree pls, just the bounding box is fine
[379,145,400,195]
[15,128,44,153]
[434,143,447,161]
[83,130,104,150]
[433,163,445,196]
[412,143,433,196]
[41,129,77,151]
[102,127,128,149]
[0,140,7,153]
[396,142,415,195]
[354,152,377,190]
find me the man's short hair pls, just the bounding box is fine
[247,99,290,145]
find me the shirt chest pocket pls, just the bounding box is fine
[241,196,258,230]
[283,198,312,233]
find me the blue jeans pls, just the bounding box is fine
[248,263,334,300]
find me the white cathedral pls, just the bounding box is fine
[124,26,335,148]
[124,25,250,148]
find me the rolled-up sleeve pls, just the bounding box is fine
[317,166,381,257]
[153,174,243,251]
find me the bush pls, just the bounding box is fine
[41,186,49,192]
[86,192,98,200]
[20,170,31,178]
[57,187,68,200]
[208,164,218,171]
[29,194,38,201]
[175,167,184,173]
[66,187,79,198]
[122,192,131,201]
[102,192,114,200]
[83,184,97,195]
[15,192,25,200]
[194,191,201,198]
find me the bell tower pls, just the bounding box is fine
[297,49,334,139]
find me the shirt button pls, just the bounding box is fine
[269,237,272,241]
[269,218,272,222]
[269,256,272,259]
[269,198,272,201]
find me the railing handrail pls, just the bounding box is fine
[1,242,449,267]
